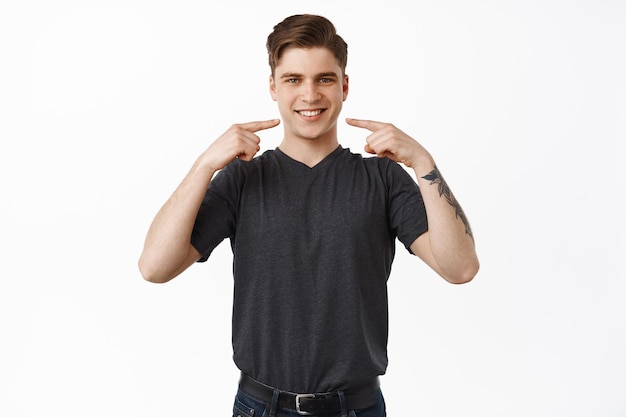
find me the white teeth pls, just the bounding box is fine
[299,110,322,117]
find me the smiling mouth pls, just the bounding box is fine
[296,109,325,117]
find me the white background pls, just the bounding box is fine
[1,0,625,416]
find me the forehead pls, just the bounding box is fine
[275,47,342,75]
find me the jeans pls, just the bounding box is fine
[232,388,387,417]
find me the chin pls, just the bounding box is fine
[300,131,329,141]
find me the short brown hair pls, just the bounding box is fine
[266,14,348,76]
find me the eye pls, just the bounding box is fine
[319,78,333,83]
[286,78,299,84]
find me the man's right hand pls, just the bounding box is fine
[200,119,281,172]
[138,118,280,283]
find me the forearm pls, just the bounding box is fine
[414,160,479,283]
[138,158,216,282]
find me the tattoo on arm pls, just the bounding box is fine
[422,166,474,240]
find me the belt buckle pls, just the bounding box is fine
[295,393,316,415]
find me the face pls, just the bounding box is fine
[270,47,349,143]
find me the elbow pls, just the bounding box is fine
[443,258,480,285]
[138,256,172,284]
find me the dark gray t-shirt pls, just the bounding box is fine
[191,146,428,393]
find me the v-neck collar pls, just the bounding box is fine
[275,146,344,172]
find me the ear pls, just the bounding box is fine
[342,74,349,101]
[269,75,277,101]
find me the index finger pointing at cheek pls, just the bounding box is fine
[241,119,281,133]
[345,118,386,132]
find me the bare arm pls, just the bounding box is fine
[409,163,478,284]
[346,118,479,284]
[138,119,280,283]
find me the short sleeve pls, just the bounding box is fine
[384,160,429,253]
[191,163,241,262]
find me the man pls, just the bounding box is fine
[139,14,478,417]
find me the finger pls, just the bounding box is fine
[345,118,387,132]
[239,129,263,145]
[234,139,261,161]
[239,119,281,133]
[237,130,264,151]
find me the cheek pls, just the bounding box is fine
[276,100,292,118]
[275,91,296,108]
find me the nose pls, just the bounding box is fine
[301,80,321,103]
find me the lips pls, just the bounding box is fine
[296,109,325,117]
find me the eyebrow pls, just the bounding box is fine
[279,72,340,79]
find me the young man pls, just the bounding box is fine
[139,14,478,417]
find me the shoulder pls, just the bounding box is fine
[340,147,407,176]
[337,147,381,167]
[217,149,279,177]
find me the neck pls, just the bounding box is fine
[278,135,339,168]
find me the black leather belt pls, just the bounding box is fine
[238,373,380,415]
